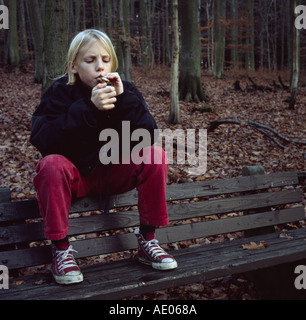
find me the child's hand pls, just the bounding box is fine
[105,72,124,96]
[91,82,117,111]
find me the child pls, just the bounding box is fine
[30,29,177,285]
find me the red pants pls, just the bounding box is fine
[33,146,169,241]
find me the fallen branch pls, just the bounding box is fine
[208,119,306,149]
[247,77,273,92]
[254,127,286,149]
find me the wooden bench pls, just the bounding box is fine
[0,167,305,300]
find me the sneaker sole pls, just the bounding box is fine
[138,256,178,270]
[52,271,84,285]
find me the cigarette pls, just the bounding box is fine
[101,77,111,85]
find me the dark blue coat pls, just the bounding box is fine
[30,75,158,176]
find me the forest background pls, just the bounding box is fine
[1,0,306,101]
[0,0,305,299]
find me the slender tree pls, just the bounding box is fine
[289,0,301,109]
[18,0,29,71]
[230,0,238,69]
[92,0,101,29]
[139,0,149,71]
[205,0,213,73]
[27,0,44,83]
[213,0,225,78]
[105,0,112,33]
[168,0,180,124]
[7,0,19,71]
[245,0,255,72]
[162,0,170,66]
[117,0,131,81]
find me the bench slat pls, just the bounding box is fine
[161,207,304,244]
[0,171,299,223]
[1,206,303,269]
[0,189,302,246]
[71,171,300,211]
[0,199,40,222]
[165,171,299,200]
[0,188,10,202]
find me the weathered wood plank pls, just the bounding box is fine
[164,171,299,200]
[158,206,304,244]
[70,171,299,212]
[167,189,302,219]
[1,206,303,270]
[0,188,10,203]
[0,199,40,222]
[1,228,306,300]
[0,190,302,246]
[0,171,299,222]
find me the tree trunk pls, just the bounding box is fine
[82,0,86,30]
[168,0,180,124]
[245,0,255,73]
[18,0,29,71]
[74,0,82,32]
[230,0,238,69]
[280,1,287,70]
[265,0,271,71]
[179,0,206,103]
[162,0,170,66]
[213,0,225,78]
[117,0,131,81]
[289,0,301,109]
[205,0,213,74]
[7,0,19,71]
[27,0,44,83]
[92,0,101,29]
[139,0,149,72]
[146,0,155,67]
[272,0,277,71]
[105,0,112,33]
[122,0,131,81]
[42,0,69,94]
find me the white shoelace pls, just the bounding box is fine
[143,239,169,259]
[55,245,78,273]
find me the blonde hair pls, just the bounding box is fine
[66,29,118,85]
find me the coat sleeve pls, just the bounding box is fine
[30,79,102,157]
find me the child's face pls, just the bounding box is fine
[71,41,112,89]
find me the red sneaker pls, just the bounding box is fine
[51,244,83,285]
[135,228,178,270]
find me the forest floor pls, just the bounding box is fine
[0,67,305,300]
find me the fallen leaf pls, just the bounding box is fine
[34,279,46,285]
[12,280,26,286]
[242,241,268,250]
[279,232,293,239]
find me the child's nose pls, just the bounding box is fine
[96,59,104,71]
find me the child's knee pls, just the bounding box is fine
[35,154,75,177]
[142,146,168,166]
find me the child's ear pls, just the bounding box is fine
[69,61,78,75]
